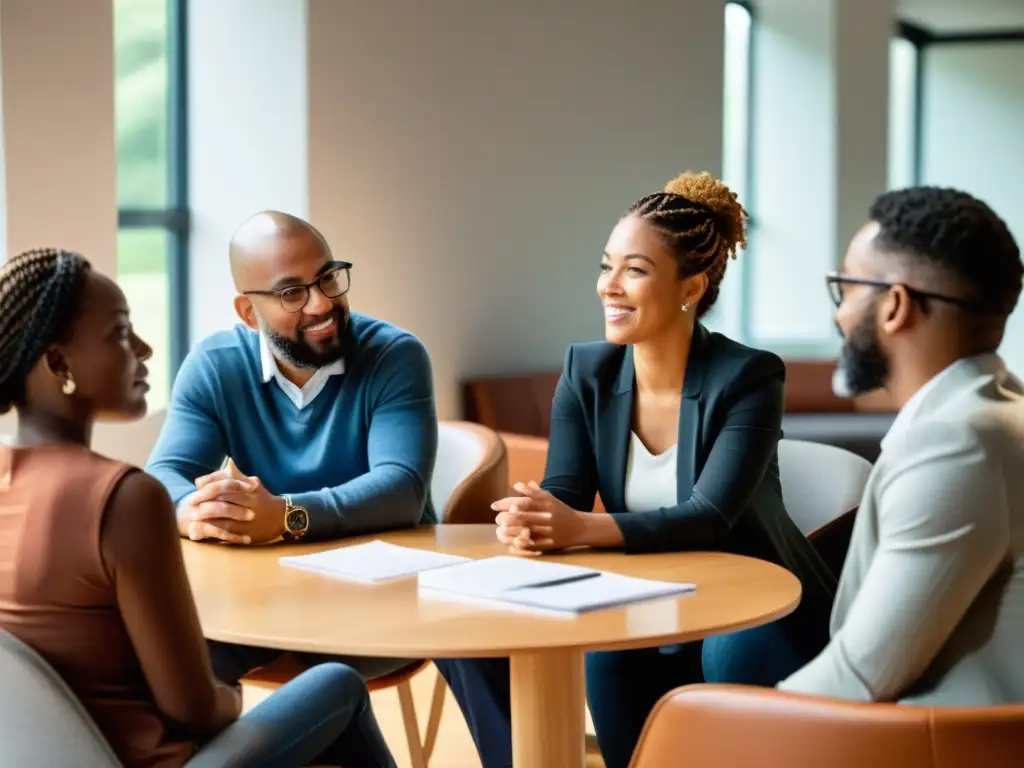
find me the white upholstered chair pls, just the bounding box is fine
[777,438,873,538]
[0,631,122,767]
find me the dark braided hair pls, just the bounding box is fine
[627,170,747,317]
[869,187,1023,316]
[0,248,91,414]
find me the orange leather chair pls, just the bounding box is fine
[629,684,1024,767]
[499,432,606,513]
[243,421,508,768]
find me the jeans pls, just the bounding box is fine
[187,662,396,768]
[435,617,813,768]
[207,639,414,686]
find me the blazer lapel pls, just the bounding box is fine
[676,324,709,503]
[602,324,711,510]
[601,346,635,512]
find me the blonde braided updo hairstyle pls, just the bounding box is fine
[0,248,91,414]
[627,170,747,317]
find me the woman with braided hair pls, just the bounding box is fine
[436,173,837,768]
[0,248,396,768]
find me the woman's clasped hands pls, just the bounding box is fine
[492,481,587,555]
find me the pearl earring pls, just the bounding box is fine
[62,373,77,396]
[681,303,689,313]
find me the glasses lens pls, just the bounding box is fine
[827,279,843,307]
[280,286,308,312]
[319,267,349,298]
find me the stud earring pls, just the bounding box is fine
[681,303,689,313]
[62,373,77,396]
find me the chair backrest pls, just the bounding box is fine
[777,438,873,537]
[90,409,167,467]
[498,432,607,513]
[432,421,508,523]
[629,684,1024,768]
[0,631,122,767]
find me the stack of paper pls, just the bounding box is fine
[417,555,695,614]
[279,540,470,584]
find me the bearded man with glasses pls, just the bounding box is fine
[777,186,1024,707]
[147,210,436,686]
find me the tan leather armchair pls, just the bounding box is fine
[435,421,508,523]
[498,432,606,513]
[629,684,1024,768]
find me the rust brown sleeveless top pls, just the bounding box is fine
[0,444,195,768]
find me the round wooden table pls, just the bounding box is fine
[183,525,801,768]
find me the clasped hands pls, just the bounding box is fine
[493,481,588,554]
[177,458,285,545]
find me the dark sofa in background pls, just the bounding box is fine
[462,358,895,463]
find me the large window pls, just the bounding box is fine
[704,1,753,340]
[888,35,919,189]
[722,1,753,208]
[114,0,188,410]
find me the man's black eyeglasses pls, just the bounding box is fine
[242,261,353,313]
[824,272,989,313]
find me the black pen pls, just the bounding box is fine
[511,572,602,590]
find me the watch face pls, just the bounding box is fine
[286,508,309,533]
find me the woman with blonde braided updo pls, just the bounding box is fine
[436,174,837,768]
[0,249,395,768]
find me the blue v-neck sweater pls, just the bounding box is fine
[146,313,437,539]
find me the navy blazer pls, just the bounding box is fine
[541,323,836,648]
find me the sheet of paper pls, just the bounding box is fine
[279,540,470,584]
[507,571,695,613]
[416,555,598,593]
[418,556,696,614]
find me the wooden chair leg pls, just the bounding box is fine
[422,670,448,759]
[397,680,428,768]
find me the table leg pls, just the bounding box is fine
[509,648,586,767]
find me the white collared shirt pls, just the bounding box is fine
[259,332,345,409]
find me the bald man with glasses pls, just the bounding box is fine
[146,210,437,685]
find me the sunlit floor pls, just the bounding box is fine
[243,662,605,768]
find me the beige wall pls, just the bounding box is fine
[0,0,117,273]
[306,0,726,419]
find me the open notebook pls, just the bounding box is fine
[417,555,695,614]
[279,540,470,583]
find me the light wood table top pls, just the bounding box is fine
[183,525,802,768]
[183,524,801,656]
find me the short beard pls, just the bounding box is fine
[261,306,352,370]
[832,301,889,398]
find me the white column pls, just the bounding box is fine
[187,0,307,341]
[748,0,892,350]
[307,0,726,419]
[0,0,117,274]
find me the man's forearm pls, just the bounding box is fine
[291,467,427,540]
[150,466,199,511]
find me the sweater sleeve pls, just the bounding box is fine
[291,335,438,539]
[146,347,229,507]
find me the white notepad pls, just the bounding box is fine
[417,555,598,593]
[418,556,695,614]
[279,540,470,584]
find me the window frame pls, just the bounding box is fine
[116,0,190,384]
